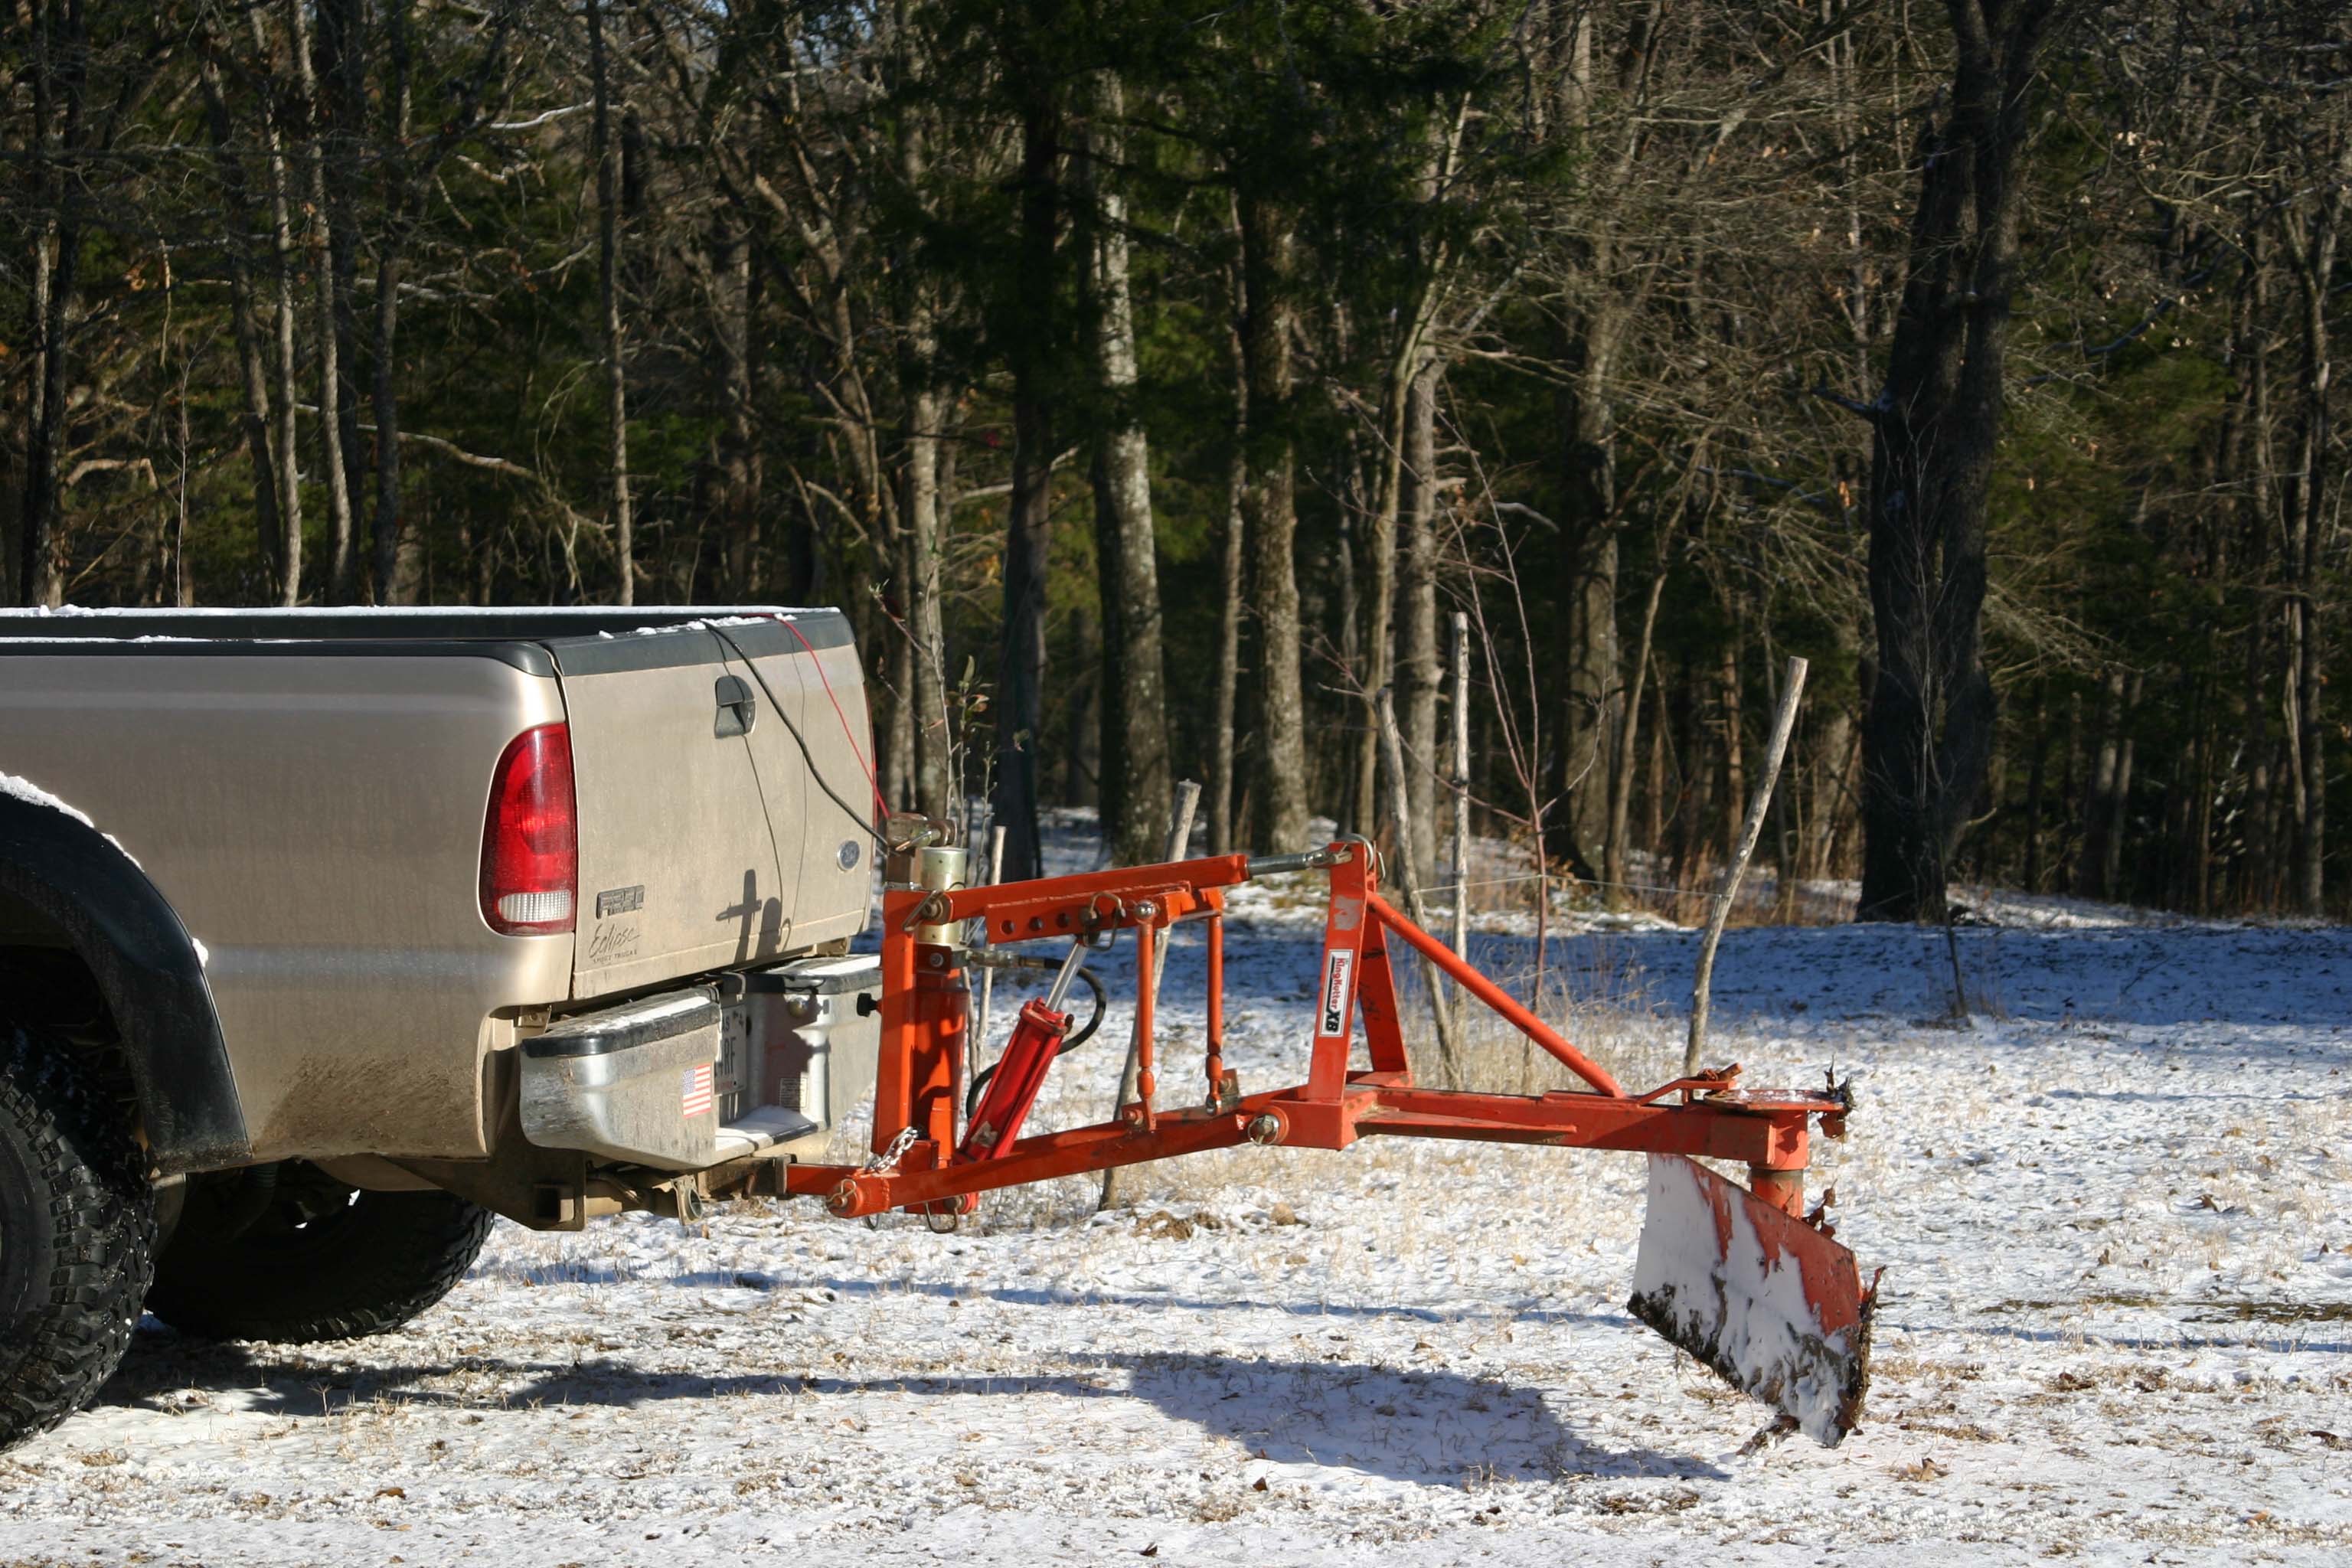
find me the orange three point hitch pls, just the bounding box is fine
[780,840,1847,1227]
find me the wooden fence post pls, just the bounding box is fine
[1686,656,1808,1074]
[1450,610,1472,964]
[1378,688,1463,1086]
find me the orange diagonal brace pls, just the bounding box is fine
[1367,893,1625,1097]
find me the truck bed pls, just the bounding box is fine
[0,606,875,1165]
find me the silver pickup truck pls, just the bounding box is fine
[0,606,885,1448]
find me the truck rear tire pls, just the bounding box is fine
[145,1162,492,1344]
[0,1026,157,1450]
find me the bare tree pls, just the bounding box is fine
[1854,0,2063,921]
[587,0,633,604]
[1079,71,1173,866]
[1239,191,1310,852]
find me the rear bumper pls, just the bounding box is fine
[519,954,881,1171]
[521,989,724,1167]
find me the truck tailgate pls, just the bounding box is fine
[549,613,871,1001]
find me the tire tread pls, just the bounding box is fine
[145,1181,491,1344]
[0,1030,157,1449]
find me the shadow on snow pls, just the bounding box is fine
[101,1327,1723,1486]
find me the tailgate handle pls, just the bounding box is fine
[714,674,758,738]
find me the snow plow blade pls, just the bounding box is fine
[1628,1154,1875,1446]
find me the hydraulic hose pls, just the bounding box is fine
[963,959,1107,1117]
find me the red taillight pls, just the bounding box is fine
[480,723,577,935]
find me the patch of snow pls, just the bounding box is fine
[1,772,148,868]
[0,635,211,645]
[619,614,779,638]
[554,991,715,1033]
[12,807,2352,1564]
[0,770,95,828]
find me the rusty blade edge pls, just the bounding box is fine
[1628,1283,1877,1447]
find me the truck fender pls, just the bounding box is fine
[0,790,250,1175]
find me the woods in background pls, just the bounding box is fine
[6,0,2349,920]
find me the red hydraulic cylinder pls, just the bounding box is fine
[958,997,1071,1161]
[956,936,1091,1163]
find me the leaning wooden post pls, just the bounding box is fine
[1686,656,1808,1075]
[1098,779,1201,1211]
[1377,688,1463,1087]
[969,824,1008,1098]
[1449,611,1472,965]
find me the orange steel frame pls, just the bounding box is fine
[782,842,1846,1222]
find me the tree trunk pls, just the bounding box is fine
[318,0,368,588]
[2100,673,2141,902]
[1605,557,1668,903]
[882,82,952,822]
[18,0,80,608]
[1809,710,1855,881]
[252,3,306,606]
[1349,471,1383,838]
[327,0,367,557]
[2022,688,2048,893]
[1080,73,1172,867]
[1209,320,1248,858]
[993,93,1059,878]
[706,219,761,597]
[285,0,354,603]
[1067,603,1102,809]
[1395,361,1445,884]
[1719,632,1746,864]
[198,54,287,595]
[2078,668,2124,897]
[1334,501,1363,833]
[881,609,917,819]
[1353,339,1416,850]
[1557,306,1627,880]
[1238,193,1309,852]
[2279,153,2343,915]
[587,0,633,605]
[1857,0,2056,921]
[897,384,952,822]
[369,285,410,552]
[20,231,72,606]
[369,0,413,603]
[1645,664,1668,857]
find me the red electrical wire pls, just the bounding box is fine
[776,614,892,820]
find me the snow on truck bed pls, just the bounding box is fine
[5,819,2347,1566]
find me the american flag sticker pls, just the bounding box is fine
[681,1063,714,1118]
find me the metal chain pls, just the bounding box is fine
[862,1124,920,1174]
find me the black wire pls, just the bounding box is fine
[710,625,878,844]
[964,963,1106,1117]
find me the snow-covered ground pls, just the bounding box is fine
[5,818,2348,1566]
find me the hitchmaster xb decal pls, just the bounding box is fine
[1317,948,1356,1039]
